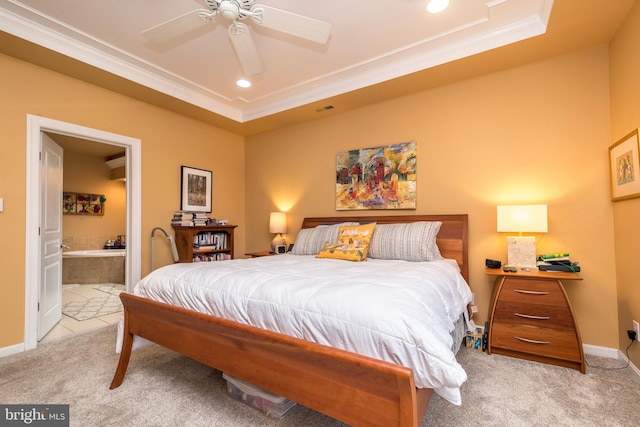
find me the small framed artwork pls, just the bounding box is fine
[609,129,640,201]
[181,166,212,212]
[62,192,106,215]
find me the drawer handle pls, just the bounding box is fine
[515,336,550,345]
[514,312,550,320]
[513,289,549,295]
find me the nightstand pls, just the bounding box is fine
[245,251,276,258]
[486,268,585,373]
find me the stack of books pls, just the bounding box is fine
[171,211,194,227]
[193,212,210,226]
[536,253,581,272]
[171,211,214,227]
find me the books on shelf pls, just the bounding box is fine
[193,253,232,262]
[193,231,228,251]
[192,231,231,262]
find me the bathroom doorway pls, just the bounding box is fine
[25,115,142,351]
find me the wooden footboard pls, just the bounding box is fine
[110,293,433,427]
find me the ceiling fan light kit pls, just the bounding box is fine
[143,0,332,77]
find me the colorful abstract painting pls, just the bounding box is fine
[336,141,416,210]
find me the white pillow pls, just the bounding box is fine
[368,221,443,261]
[291,222,359,255]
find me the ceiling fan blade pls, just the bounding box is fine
[229,22,264,76]
[141,9,213,44]
[251,5,331,44]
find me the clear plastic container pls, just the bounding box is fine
[223,373,297,419]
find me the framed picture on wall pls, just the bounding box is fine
[181,166,212,212]
[335,141,416,210]
[609,129,640,202]
[62,192,105,215]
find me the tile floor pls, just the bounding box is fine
[40,284,123,344]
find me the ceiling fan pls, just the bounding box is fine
[141,0,332,76]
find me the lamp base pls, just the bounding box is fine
[506,236,536,268]
[271,233,285,252]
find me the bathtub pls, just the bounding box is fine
[63,249,126,258]
[62,249,126,284]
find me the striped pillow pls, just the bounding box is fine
[291,222,359,255]
[368,221,443,262]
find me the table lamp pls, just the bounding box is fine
[497,204,548,268]
[269,212,287,252]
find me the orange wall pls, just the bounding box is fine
[246,46,618,349]
[0,29,632,359]
[62,150,126,245]
[0,53,245,348]
[610,1,640,367]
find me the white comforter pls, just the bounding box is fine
[133,255,473,405]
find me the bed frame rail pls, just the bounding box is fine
[111,293,432,427]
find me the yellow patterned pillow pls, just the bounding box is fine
[337,222,376,245]
[316,223,377,262]
[316,243,368,261]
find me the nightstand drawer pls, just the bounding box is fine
[494,301,575,331]
[499,278,565,306]
[491,324,581,361]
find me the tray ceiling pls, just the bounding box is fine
[1,1,553,119]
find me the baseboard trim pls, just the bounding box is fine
[583,343,640,377]
[618,347,640,377]
[0,342,25,358]
[583,343,619,359]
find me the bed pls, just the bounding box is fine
[110,214,471,426]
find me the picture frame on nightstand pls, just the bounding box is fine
[609,129,640,201]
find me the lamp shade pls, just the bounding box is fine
[497,204,548,233]
[269,212,287,234]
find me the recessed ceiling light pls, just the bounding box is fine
[236,79,251,88]
[426,0,449,14]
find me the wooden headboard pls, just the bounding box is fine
[301,214,469,283]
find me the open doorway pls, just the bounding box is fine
[41,133,127,342]
[25,115,142,351]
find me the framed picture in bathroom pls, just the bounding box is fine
[180,166,212,213]
[63,192,105,215]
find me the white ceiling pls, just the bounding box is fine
[1,0,554,124]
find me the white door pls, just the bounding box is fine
[38,133,64,340]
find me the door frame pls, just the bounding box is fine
[25,114,142,351]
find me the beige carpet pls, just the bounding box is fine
[1,325,639,426]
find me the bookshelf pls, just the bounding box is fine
[172,225,237,263]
